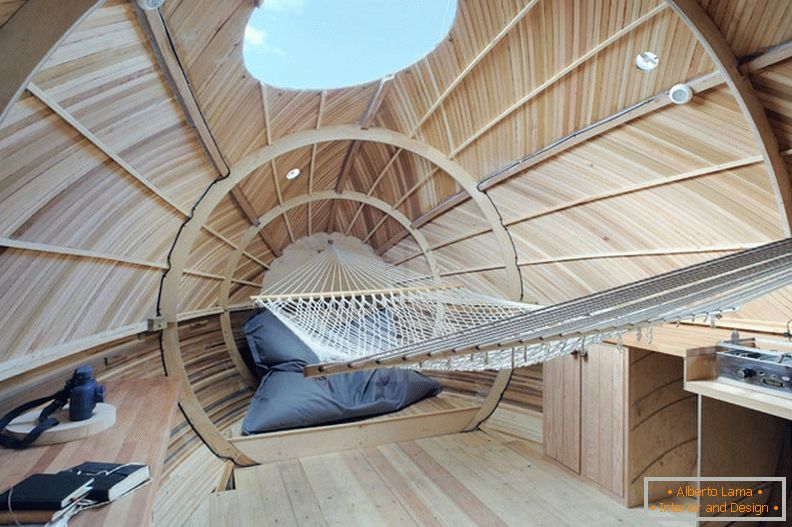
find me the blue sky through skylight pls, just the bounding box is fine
[244,0,457,90]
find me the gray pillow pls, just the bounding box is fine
[243,309,319,376]
[242,368,442,434]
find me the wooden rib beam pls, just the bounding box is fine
[26,83,268,270]
[330,78,391,231]
[394,156,766,265]
[516,244,761,267]
[328,141,364,232]
[0,0,103,127]
[0,236,259,286]
[137,6,229,176]
[344,148,403,236]
[229,187,280,258]
[408,0,541,136]
[378,37,792,258]
[219,311,257,389]
[450,4,668,157]
[333,140,363,194]
[463,369,513,431]
[0,237,168,269]
[412,244,762,282]
[377,190,469,256]
[667,0,792,236]
[364,167,440,244]
[308,91,326,236]
[27,83,189,215]
[740,40,792,74]
[260,84,296,244]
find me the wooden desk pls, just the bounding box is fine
[0,377,179,526]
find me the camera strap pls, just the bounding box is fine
[0,387,70,449]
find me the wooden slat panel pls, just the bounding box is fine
[543,354,581,473]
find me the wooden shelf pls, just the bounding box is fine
[605,324,785,358]
[684,378,792,421]
[0,377,180,527]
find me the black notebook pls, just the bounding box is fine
[0,473,93,511]
[62,462,149,503]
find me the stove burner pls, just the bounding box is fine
[717,340,792,394]
[725,350,762,359]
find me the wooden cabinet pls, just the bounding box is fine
[580,344,626,497]
[544,344,697,506]
[544,343,626,499]
[543,351,581,472]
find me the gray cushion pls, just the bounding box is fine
[242,368,442,434]
[241,309,442,434]
[243,309,319,375]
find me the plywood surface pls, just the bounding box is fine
[0,378,179,527]
[218,424,693,527]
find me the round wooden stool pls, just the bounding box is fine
[6,403,116,446]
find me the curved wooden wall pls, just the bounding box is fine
[3,0,792,378]
[1,0,792,521]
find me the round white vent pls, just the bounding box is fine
[668,83,693,105]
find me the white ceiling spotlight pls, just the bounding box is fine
[136,0,165,10]
[635,51,659,71]
[668,83,694,105]
[286,168,301,181]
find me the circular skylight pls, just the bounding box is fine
[244,0,458,90]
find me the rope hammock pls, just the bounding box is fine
[251,237,792,377]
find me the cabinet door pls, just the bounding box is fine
[543,353,581,473]
[580,343,625,497]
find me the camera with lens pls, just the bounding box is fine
[66,365,105,422]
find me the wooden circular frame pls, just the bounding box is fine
[160,126,522,464]
[217,190,441,391]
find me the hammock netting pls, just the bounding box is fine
[251,237,792,375]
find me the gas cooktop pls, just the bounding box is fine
[717,337,792,392]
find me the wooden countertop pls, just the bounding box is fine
[605,324,781,357]
[0,377,180,526]
[685,378,792,421]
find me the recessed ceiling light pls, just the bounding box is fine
[635,51,659,71]
[286,168,301,180]
[668,83,693,105]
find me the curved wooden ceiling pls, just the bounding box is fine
[1,0,792,375]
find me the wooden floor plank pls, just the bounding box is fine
[219,406,693,527]
[414,434,560,526]
[299,452,416,527]
[234,464,298,526]
[365,444,479,527]
[277,460,328,527]
[340,449,422,525]
[396,440,510,527]
[480,403,543,442]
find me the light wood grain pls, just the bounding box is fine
[0,378,179,527]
